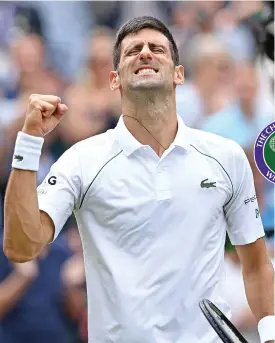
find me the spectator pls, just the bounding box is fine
[119,1,173,29]
[194,0,224,34]
[170,2,198,76]
[0,25,65,205]
[28,1,94,81]
[0,2,44,46]
[57,27,121,147]
[0,229,86,343]
[0,33,64,129]
[61,225,86,343]
[214,6,256,61]
[0,32,65,223]
[89,1,122,29]
[201,61,272,149]
[176,33,235,128]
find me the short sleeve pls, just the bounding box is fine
[37,146,82,241]
[224,143,265,245]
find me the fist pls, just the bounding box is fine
[22,94,68,137]
[13,260,39,280]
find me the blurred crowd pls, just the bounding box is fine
[0,1,273,343]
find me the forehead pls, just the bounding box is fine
[121,28,170,50]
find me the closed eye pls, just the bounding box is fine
[125,44,167,56]
[127,49,140,56]
[152,47,164,53]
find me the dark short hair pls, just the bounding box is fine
[113,16,179,70]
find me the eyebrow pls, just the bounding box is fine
[124,41,168,55]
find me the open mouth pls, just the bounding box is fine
[135,67,158,75]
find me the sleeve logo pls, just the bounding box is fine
[244,195,257,205]
[48,176,57,185]
[14,155,23,161]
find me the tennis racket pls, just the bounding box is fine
[199,299,249,343]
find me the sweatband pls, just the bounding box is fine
[12,131,44,171]
[258,315,275,343]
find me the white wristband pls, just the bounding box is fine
[258,316,275,343]
[12,131,44,171]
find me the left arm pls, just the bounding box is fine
[236,238,274,323]
[223,142,275,342]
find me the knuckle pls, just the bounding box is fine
[29,93,39,100]
[29,94,39,105]
[53,97,61,104]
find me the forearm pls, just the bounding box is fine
[0,271,34,320]
[4,169,49,262]
[243,261,274,321]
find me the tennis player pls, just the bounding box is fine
[4,17,274,343]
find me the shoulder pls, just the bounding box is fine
[74,129,115,148]
[187,127,247,169]
[53,129,123,188]
[69,129,117,158]
[54,129,119,169]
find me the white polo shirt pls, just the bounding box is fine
[37,115,265,343]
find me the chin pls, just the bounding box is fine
[129,80,165,90]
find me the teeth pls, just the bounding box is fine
[137,68,156,75]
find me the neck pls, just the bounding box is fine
[121,90,178,156]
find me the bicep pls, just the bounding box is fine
[236,237,270,272]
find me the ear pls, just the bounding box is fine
[174,65,184,86]
[109,71,120,91]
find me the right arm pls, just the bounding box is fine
[4,170,54,262]
[3,94,68,263]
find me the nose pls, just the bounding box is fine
[139,45,152,61]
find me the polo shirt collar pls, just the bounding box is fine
[115,114,190,157]
[173,114,190,151]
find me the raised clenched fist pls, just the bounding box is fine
[22,94,68,137]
